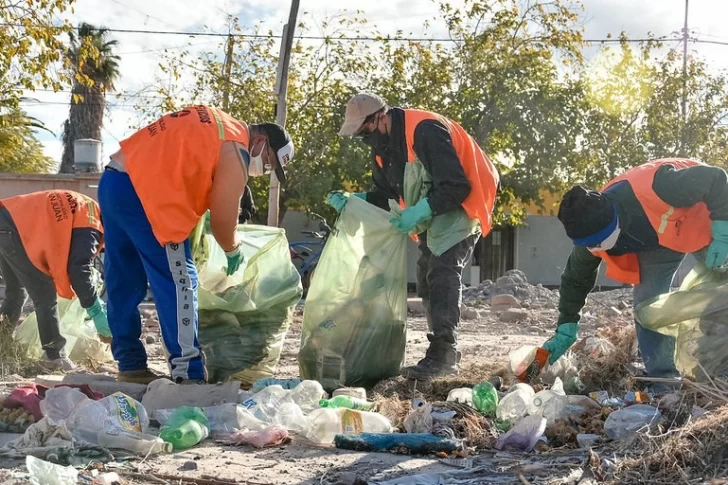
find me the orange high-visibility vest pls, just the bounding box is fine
[2,190,103,299]
[120,105,249,245]
[593,159,712,284]
[399,109,500,235]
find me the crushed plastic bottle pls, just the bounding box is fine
[332,387,367,400]
[529,377,568,425]
[68,392,149,437]
[215,424,289,448]
[446,388,473,406]
[304,408,392,445]
[320,395,373,411]
[94,429,172,455]
[39,387,91,423]
[251,378,302,394]
[604,404,662,440]
[242,380,325,421]
[496,383,535,423]
[472,381,498,416]
[26,456,77,485]
[288,380,327,413]
[159,407,210,450]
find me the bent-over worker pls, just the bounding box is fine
[99,105,294,384]
[539,158,728,392]
[0,190,107,370]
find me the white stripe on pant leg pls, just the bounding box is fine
[165,243,200,380]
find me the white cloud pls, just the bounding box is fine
[23,0,728,169]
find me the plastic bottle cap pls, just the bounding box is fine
[411,398,427,409]
[319,399,329,407]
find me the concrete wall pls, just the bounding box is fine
[0,173,101,200]
[515,215,621,288]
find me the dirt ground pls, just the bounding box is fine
[0,290,632,485]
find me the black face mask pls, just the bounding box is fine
[360,129,390,151]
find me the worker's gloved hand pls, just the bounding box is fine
[225,244,244,276]
[326,191,365,213]
[706,220,728,270]
[542,322,579,365]
[389,198,433,234]
[86,298,112,341]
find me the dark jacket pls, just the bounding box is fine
[364,108,472,216]
[558,163,728,324]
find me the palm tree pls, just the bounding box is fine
[59,23,120,173]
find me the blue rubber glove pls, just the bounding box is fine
[541,322,579,365]
[225,244,244,276]
[706,220,728,270]
[86,298,112,339]
[326,192,366,214]
[389,198,433,234]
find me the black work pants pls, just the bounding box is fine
[0,209,65,359]
[416,232,478,359]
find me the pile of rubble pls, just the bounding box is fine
[463,270,558,309]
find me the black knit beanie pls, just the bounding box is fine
[558,185,616,241]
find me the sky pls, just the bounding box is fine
[19,0,728,167]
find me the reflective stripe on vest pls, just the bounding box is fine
[2,190,103,299]
[121,105,249,245]
[593,159,712,285]
[401,109,500,235]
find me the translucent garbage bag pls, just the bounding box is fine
[636,262,728,381]
[299,196,408,391]
[197,224,302,384]
[14,297,112,363]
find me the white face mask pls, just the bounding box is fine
[587,224,621,253]
[247,140,269,177]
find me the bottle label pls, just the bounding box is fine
[111,393,142,433]
[341,410,363,434]
[241,398,257,410]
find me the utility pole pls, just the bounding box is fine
[680,0,689,149]
[267,0,300,227]
[222,35,235,111]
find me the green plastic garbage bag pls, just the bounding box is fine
[636,262,728,381]
[299,196,408,391]
[14,297,113,363]
[197,224,302,384]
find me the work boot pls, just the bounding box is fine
[118,368,168,384]
[41,352,76,372]
[401,347,461,380]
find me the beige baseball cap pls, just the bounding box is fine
[338,93,386,136]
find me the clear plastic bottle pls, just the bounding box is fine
[95,429,172,455]
[496,383,535,423]
[446,388,474,406]
[529,377,567,425]
[287,380,326,413]
[320,395,373,411]
[204,403,267,433]
[304,408,392,445]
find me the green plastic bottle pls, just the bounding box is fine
[472,381,499,416]
[159,407,210,450]
[319,395,373,411]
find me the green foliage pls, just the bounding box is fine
[0,0,78,111]
[136,1,728,227]
[0,106,54,173]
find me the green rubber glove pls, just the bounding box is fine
[389,198,433,234]
[706,220,728,270]
[225,244,244,276]
[86,298,112,339]
[542,322,579,365]
[326,192,366,213]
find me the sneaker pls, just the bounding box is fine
[118,368,168,384]
[41,353,76,372]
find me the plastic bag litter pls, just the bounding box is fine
[39,387,91,423]
[299,196,408,391]
[26,455,78,485]
[636,263,728,380]
[604,404,661,440]
[494,415,547,452]
[197,224,302,384]
[14,297,112,363]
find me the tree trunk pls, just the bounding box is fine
[59,83,105,173]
